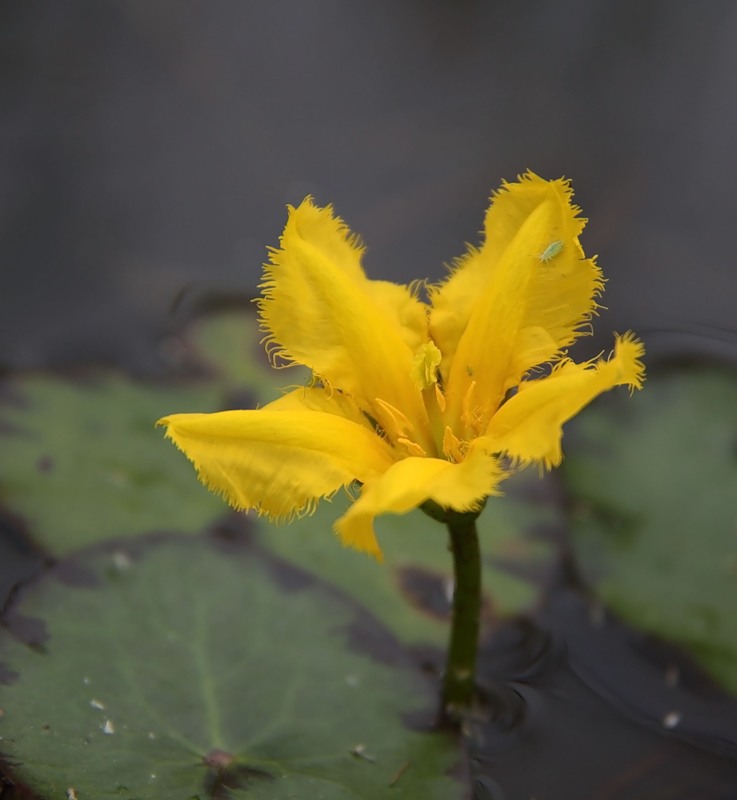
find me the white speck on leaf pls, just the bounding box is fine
[89,698,105,710]
[350,744,376,763]
[101,719,115,735]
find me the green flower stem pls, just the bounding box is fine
[441,511,481,721]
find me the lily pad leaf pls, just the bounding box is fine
[0,373,226,555]
[0,311,272,558]
[562,368,737,694]
[0,533,463,799]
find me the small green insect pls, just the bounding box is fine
[539,240,563,263]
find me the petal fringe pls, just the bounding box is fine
[157,409,396,521]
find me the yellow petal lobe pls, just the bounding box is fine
[430,173,593,364]
[258,199,432,451]
[431,172,604,435]
[157,409,396,521]
[485,333,645,469]
[335,445,505,560]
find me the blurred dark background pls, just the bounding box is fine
[2,1,737,372]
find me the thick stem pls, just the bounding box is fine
[441,511,481,722]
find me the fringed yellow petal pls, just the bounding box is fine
[484,172,586,264]
[431,172,604,433]
[157,409,396,521]
[334,445,505,560]
[441,195,554,431]
[485,333,645,469]
[258,199,431,450]
[430,173,586,361]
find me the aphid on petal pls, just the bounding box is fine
[539,239,564,263]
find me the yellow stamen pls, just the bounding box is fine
[460,380,477,432]
[397,437,427,458]
[374,397,414,440]
[435,383,446,413]
[442,426,464,463]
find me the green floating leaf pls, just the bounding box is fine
[562,368,737,694]
[0,534,462,799]
[0,373,224,555]
[0,311,272,558]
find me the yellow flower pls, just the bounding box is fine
[158,172,644,560]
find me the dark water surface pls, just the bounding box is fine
[470,596,737,799]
